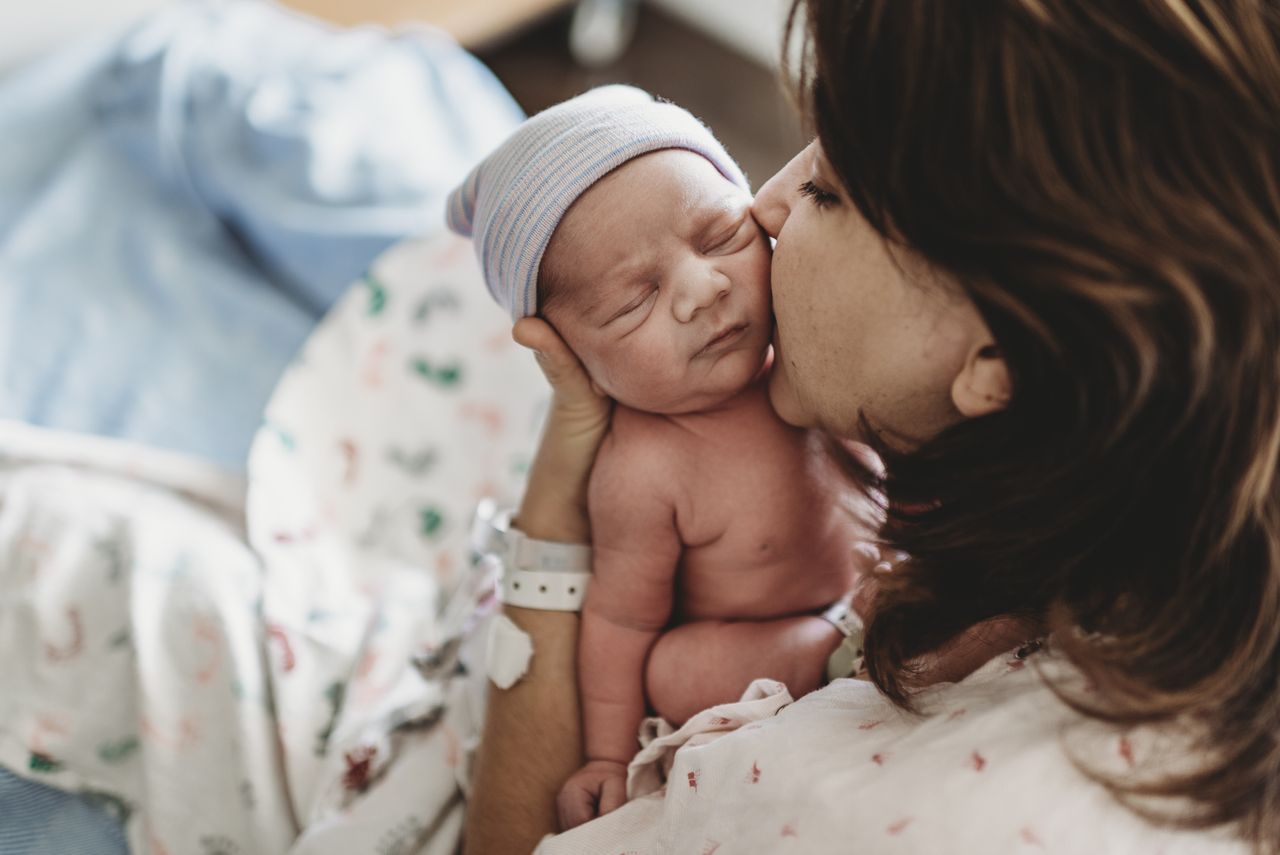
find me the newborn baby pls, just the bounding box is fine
[447,86,862,828]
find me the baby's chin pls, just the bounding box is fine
[612,345,770,415]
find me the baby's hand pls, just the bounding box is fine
[556,758,629,830]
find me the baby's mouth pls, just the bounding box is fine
[700,323,748,354]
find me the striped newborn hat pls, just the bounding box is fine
[445,85,748,322]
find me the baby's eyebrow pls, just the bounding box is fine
[692,193,749,235]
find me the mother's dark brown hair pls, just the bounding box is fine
[787,0,1280,847]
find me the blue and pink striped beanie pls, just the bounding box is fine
[445,85,748,322]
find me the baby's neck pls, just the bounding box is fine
[660,368,771,428]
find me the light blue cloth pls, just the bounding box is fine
[0,769,129,855]
[0,0,523,467]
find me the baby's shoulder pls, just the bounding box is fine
[595,407,690,480]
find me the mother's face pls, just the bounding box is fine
[751,142,1009,446]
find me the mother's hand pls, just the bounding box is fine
[465,317,612,855]
[511,317,612,543]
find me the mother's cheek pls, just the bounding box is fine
[767,355,810,427]
[752,239,774,296]
[766,240,804,313]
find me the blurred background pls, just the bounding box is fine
[0,0,807,471]
[3,0,805,183]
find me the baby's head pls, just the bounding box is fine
[447,86,772,414]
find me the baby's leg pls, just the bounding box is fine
[644,616,843,725]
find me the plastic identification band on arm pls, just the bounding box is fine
[500,568,592,611]
[471,498,592,611]
[822,599,867,681]
[498,524,592,575]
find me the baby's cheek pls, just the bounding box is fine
[623,346,679,390]
[597,343,679,406]
[739,241,774,306]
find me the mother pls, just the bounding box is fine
[467,1,1280,852]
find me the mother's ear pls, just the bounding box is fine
[951,343,1011,418]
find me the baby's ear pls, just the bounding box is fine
[951,343,1011,418]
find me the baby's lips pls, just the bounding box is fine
[701,322,748,354]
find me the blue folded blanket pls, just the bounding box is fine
[0,0,522,467]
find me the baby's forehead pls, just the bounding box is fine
[540,151,748,314]
[562,154,744,248]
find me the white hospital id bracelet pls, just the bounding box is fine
[823,599,867,681]
[500,523,592,575]
[472,498,592,574]
[500,568,591,611]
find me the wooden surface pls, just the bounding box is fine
[280,0,576,48]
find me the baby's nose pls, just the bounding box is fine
[673,265,731,323]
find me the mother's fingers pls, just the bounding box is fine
[513,317,610,421]
[513,317,591,391]
[513,316,612,440]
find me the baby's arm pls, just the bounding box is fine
[556,430,682,830]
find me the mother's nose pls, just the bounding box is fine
[752,149,805,238]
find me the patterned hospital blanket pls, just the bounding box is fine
[0,231,547,854]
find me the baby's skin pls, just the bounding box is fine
[541,149,862,828]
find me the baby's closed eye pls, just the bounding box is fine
[703,214,755,254]
[617,287,657,317]
[599,284,658,329]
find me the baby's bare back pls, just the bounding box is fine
[605,383,860,623]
